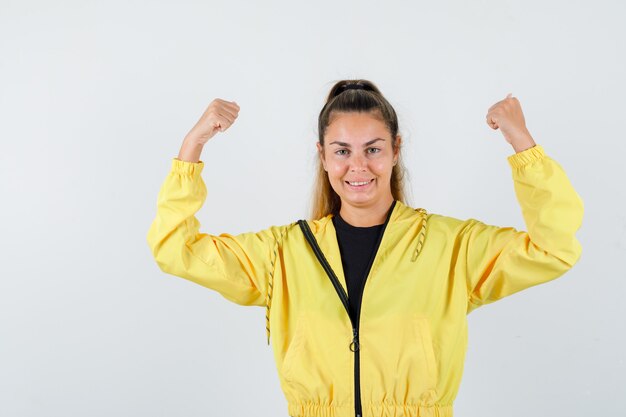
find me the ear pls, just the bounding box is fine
[316,142,328,171]
[393,135,402,163]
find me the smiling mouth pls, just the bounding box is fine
[346,179,374,187]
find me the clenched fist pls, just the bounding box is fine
[486,93,536,152]
[176,99,240,163]
[185,98,241,145]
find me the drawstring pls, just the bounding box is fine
[411,208,428,262]
[266,224,291,345]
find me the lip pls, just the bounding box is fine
[345,178,375,189]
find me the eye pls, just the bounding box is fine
[367,147,381,154]
[335,149,349,156]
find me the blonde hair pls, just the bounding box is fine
[310,79,407,220]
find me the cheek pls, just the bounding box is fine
[370,159,393,175]
[327,161,348,179]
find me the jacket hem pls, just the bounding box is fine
[287,402,453,417]
[367,403,453,417]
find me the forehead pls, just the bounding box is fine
[325,112,390,143]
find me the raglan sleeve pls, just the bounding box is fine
[462,145,584,313]
[146,157,282,307]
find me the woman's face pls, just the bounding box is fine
[317,111,399,212]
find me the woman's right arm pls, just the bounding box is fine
[146,99,281,307]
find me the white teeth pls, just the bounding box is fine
[348,180,372,186]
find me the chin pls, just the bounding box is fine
[341,194,378,208]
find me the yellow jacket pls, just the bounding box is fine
[146,144,583,417]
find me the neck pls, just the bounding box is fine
[338,195,395,227]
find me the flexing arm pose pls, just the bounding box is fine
[459,94,583,311]
[146,98,283,307]
[147,84,584,416]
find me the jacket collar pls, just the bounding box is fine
[308,201,428,285]
[308,201,422,293]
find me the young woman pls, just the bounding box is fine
[147,80,583,417]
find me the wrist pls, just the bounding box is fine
[183,129,211,145]
[178,137,205,163]
[509,130,536,153]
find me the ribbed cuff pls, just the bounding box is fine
[171,157,204,177]
[507,145,545,169]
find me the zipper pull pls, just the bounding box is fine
[350,327,360,352]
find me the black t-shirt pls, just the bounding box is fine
[332,213,385,322]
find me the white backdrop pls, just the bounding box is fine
[1,0,625,416]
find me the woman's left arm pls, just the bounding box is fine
[463,95,584,312]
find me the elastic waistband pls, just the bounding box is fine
[287,402,453,417]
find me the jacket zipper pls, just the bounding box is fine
[298,200,396,417]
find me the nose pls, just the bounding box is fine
[350,154,367,172]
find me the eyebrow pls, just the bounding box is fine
[328,138,386,147]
